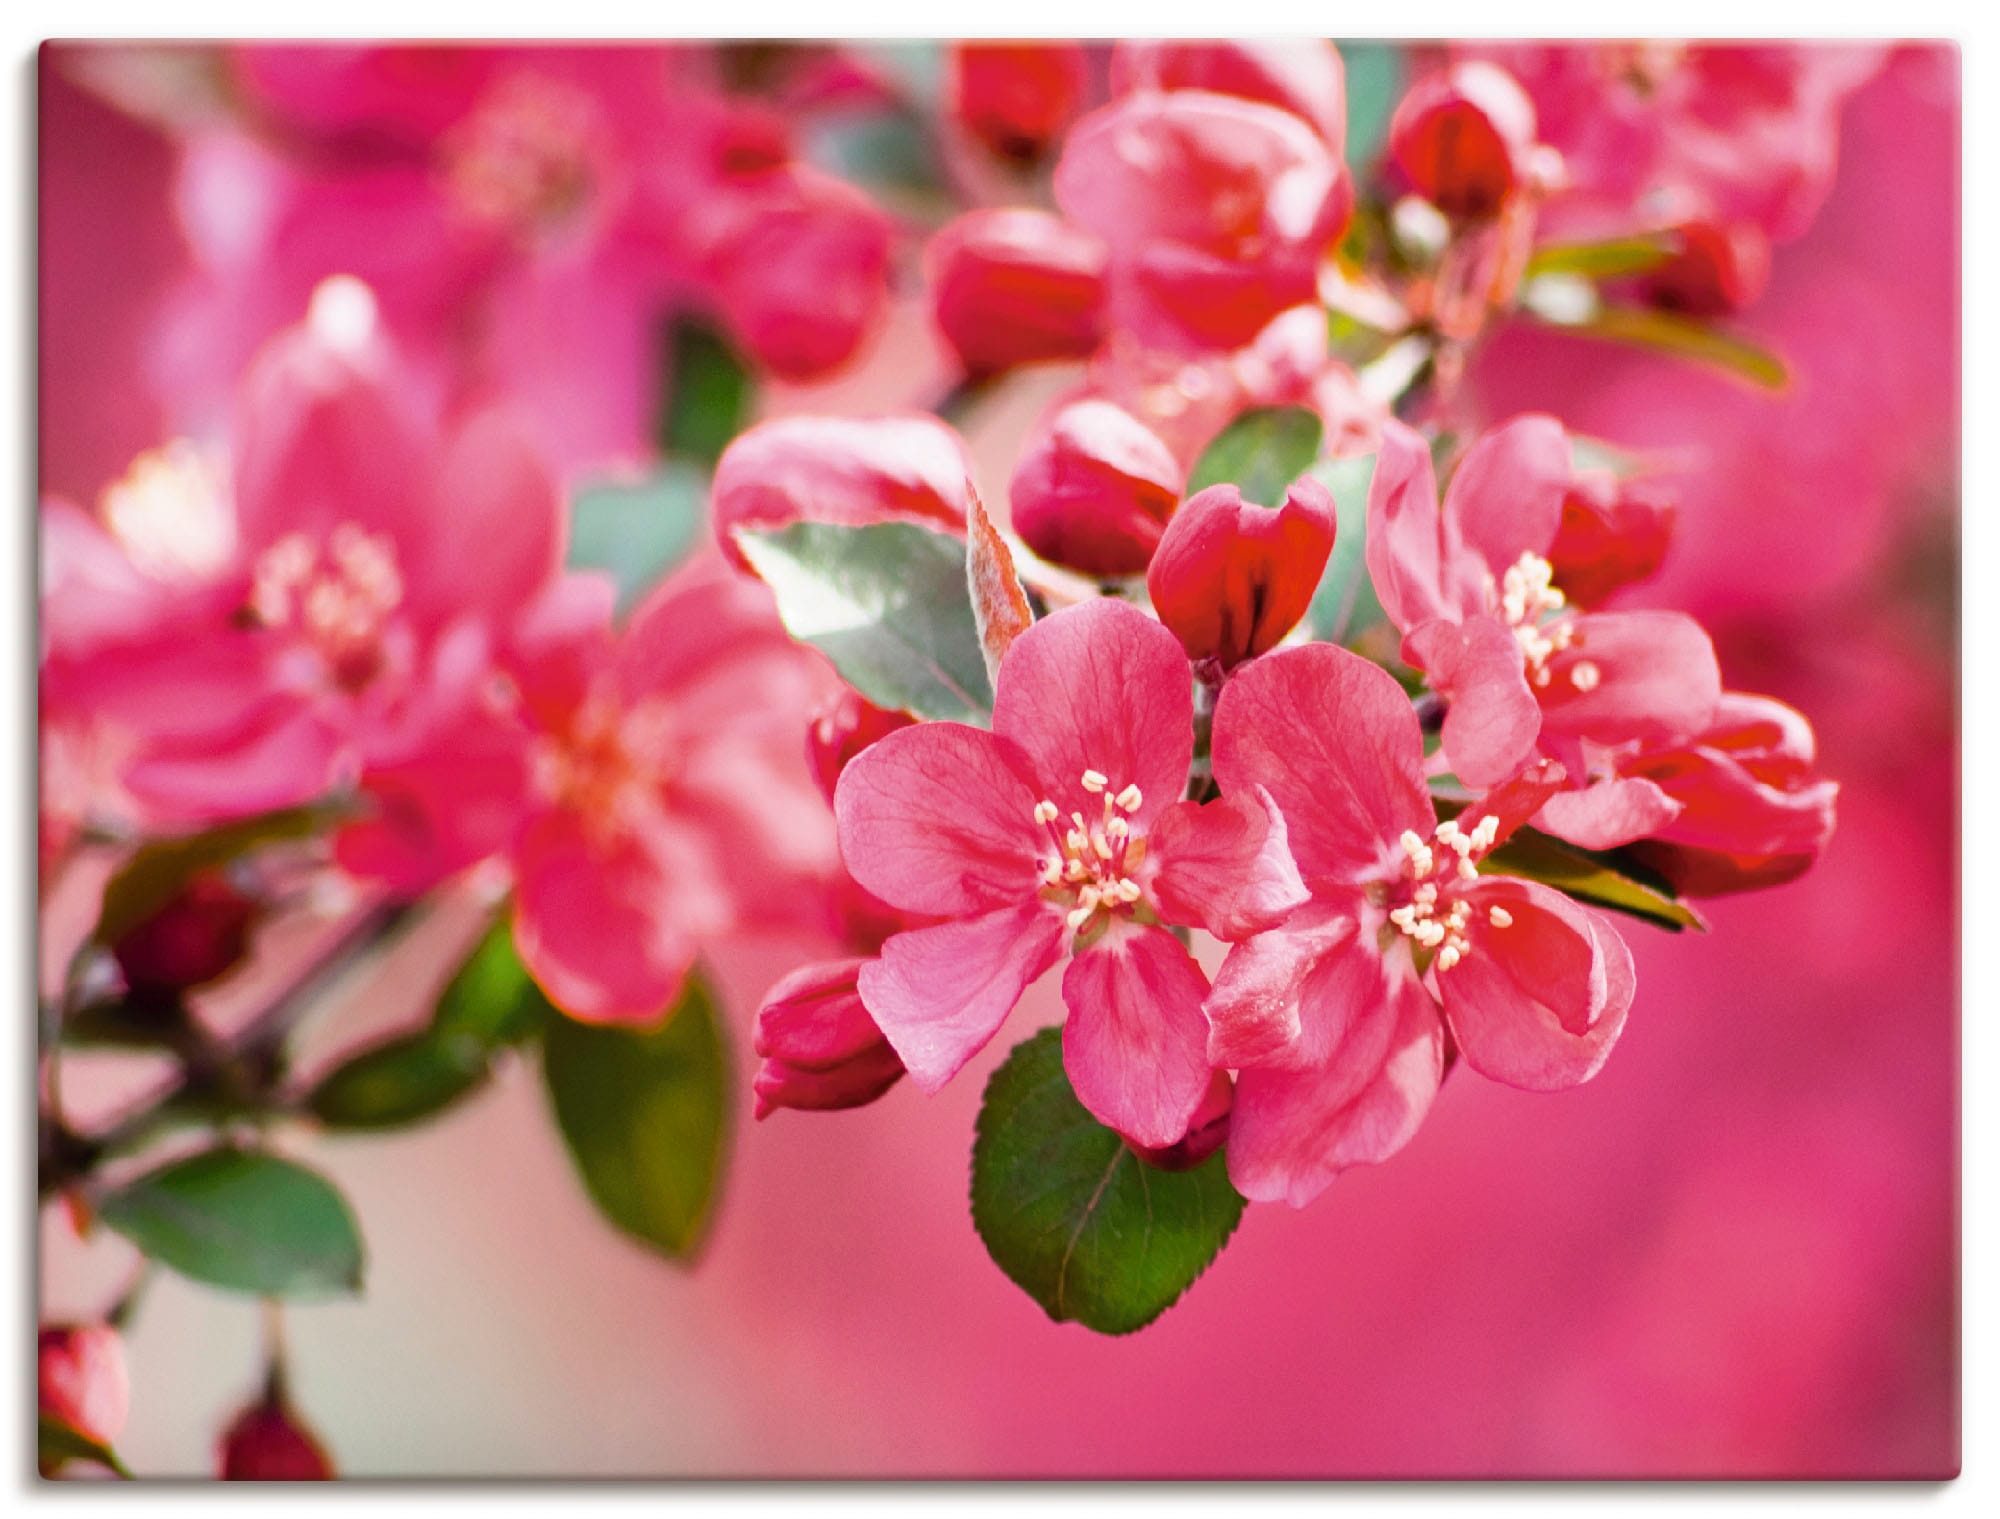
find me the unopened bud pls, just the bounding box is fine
[928,209,1109,377]
[1389,62,1540,219]
[217,1390,333,1481]
[808,688,916,806]
[39,1323,130,1459]
[752,958,905,1118]
[1009,399,1183,578]
[112,871,257,998]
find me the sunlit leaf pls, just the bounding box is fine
[1479,827,1705,933]
[1524,233,1678,282]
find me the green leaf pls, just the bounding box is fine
[1186,405,1325,508]
[1479,827,1705,933]
[97,1147,365,1299]
[1525,289,1788,391]
[1524,233,1678,282]
[971,1027,1245,1336]
[1306,452,1388,645]
[737,520,994,723]
[90,805,328,948]
[432,911,551,1047]
[39,1412,132,1478]
[567,462,706,620]
[1335,40,1405,166]
[658,317,752,466]
[541,974,731,1262]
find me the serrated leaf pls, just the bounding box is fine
[97,1147,365,1299]
[39,1412,131,1478]
[738,520,993,723]
[1479,827,1705,933]
[971,1027,1244,1336]
[965,486,1032,686]
[1186,405,1325,508]
[1306,451,1388,645]
[658,316,752,466]
[541,975,731,1262]
[90,805,328,949]
[567,462,706,620]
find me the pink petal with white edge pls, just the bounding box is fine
[858,899,1067,1093]
[1364,418,1458,630]
[1204,896,1393,1071]
[1145,785,1308,942]
[1540,610,1723,747]
[1211,643,1432,889]
[990,597,1193,831]
[835,721,1045,918]
[1227,968,1442,1206]
[1061,919,1215,1149]
[1440,413,1570,575]
[1535,776,1684,851]
[1403,615,1541,788]
[1439,877,1634,1090]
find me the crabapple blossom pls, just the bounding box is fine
[1007,398,1182,578]
[38,1324,130,1451]
[1389,61,1544,220]
[1109,39,1348,148]
[946,41,1090,162]
[926,209,1110,377]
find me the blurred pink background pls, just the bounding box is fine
[39,43,1957,1477]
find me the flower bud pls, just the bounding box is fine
[1009,398,1182,578]
[947,42,1089,162]
[1146,474,1337,669]
[39,1324,130,1454]
[808,687,915,806]
[1110,40,1346,147]
[1389,61,1540,219]
[111,871,257,998]
[1546,470,1676,609]
[711,414,974,574]
[1125,1070,1233,1171]
[752,957,905,1118]
[218,1391,333,1480]
[927,209,1109,377]
[1642,219,1772,316]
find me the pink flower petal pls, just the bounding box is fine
[990,597,1194,830]
[1439,413,1571,573]
[1227,968,1442,1206]
[1535,775,1685,851]
[411,407,563,627]
[1438,877,1634,1090]
[1145,785,1308,941]
[857,899,1067,1092]
[1061,919,1215,1148]
[835,720,1044,918]
[1212,643,1432,887]
[1404,614,1542,788]
[1364,418,1458,630]
[1201,897,1368,1069]
[1540,610,1723,746]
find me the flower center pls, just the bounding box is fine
[1490,551,1600,693]
[441,75,607,242]
[1384,813,1514,972]
[247,524,405,686]
[1033,770,1147,931]
[533,691,677,839]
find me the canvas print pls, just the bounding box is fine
[36,38,1958,1479]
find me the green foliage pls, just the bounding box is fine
[971,1027,1245,1335]
[738,520,994,723]
[1335,39,1405,168]
[1479,827,1705,933]
[1306,451,1389,645]
[1524,233,1679,281]
[541,974,731,1262]
[566,462,706,620]
[97,1146,365,1299]
[1186,405,1326,508]
[39,1413,131,1479]
[658,317,752,466]
[89,805,328,949]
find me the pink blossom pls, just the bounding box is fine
[1008,397,1181,578]
[753,957,907,1118]
[926,208,1109,377]
[946,42,1090,163]
[1389,61,1543,219]
[38,1324,130,1451]
[835,598,1307,1147]
[1109,40,1347,148]
[1206,642,1635,1205]
[711,414,975,574]
[1366,415,1720,788]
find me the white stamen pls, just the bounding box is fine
[1115,784,1144,813]
[1488,905,1514,928]
[1080,770,1108,793]
[1033,800,1059,825]
[1569,660,1602,692]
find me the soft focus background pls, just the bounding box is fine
[38,41,1958,1477]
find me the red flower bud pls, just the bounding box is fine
[39,1324,130,1454]
[927,209,1109,377]
[712,414,974,574]
[1110,39,1346,148]
[1009,398,1182,578]
[1125,1069,1234,1171]
[218,1392,334,1481]
[1389,61,1540,219]
[808,687,916,806]
[947,41,1089,162]
[1642,219,1772,316]
[1146,474,1337,669]
[111,872,257,997]
[1546,470,1676,609]
[752,957,905,1117]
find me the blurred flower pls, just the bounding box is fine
[38,1324,130,1453]
[1147,474,1336,671]
[1637,219,1773,316]
[835,598,1305,1146]
[926,208,1109,377]
[807,687,916,808]
[946,41,1090,162]
[753,957,906,1118]
[711,414,975,575]
[1389,61,1544,220]
[1545,467,1677,610]
[1110,39,1347,146]
[217,1388,333,1480]
[1008,397,1181,578]
[1206,643,1632,1205]
[111,872,259,999]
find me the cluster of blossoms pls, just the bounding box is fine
[39,37,1866,1470]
